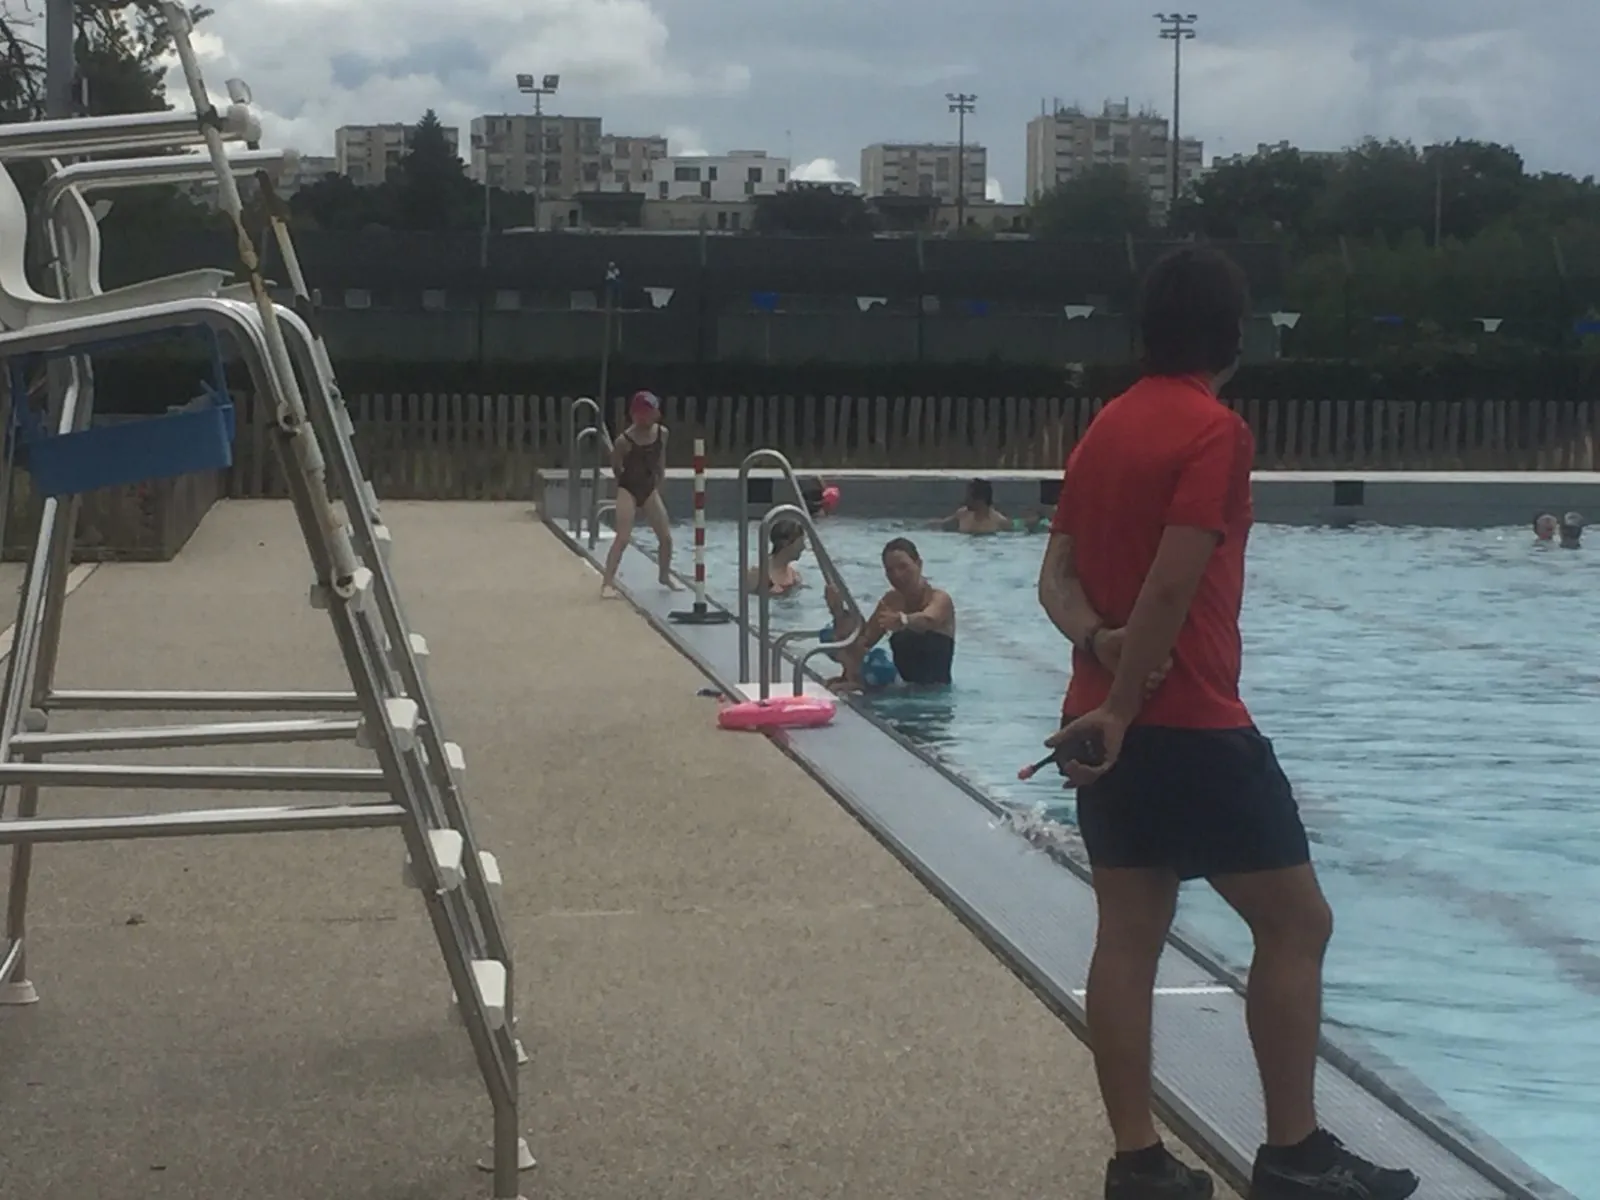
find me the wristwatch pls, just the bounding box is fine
[898,611,910,630]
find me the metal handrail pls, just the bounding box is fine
[573,426,610,544]
[754,504,865,700]
[565,396,604,532]
[736,448,826,682]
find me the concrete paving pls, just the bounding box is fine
[0,500,1232,1200]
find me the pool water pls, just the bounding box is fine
[683,518,1600,1197]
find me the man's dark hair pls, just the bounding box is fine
[1138,245,1250,378]
[882,537,921,562]
[967,478,993,506]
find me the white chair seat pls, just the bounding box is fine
[4,269,233,330]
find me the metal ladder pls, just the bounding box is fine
[0,7,529,1196]
[735,449,867,699]
[565,395,614,547]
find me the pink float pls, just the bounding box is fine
[717,693,837,732]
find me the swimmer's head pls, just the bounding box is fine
[1560,511,1584,549]
[967,478,994,510]
[799,476,839,517]
[881,536,924,595]
[628,390,661,424]
[1534,513,1558,541]
[769,519,806,558]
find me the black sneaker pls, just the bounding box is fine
[1249,1129,1420,1200]
[1105,1144,1215,1200]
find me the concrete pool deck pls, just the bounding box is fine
[0,500,1229,1200]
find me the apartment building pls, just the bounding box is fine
[1024,100,1201,217]
[469,113,604,197]
[599,133,668,192]
[653,151,789,202]
[1211,139,1345,169]
[334,123,460,185]
[280,154,337,197]
[860,142,987,202]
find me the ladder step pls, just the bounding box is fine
[445,741,465,779]
[392,632,427,677]
[373,521,392,562]
[479,850,502,888]
[335,405,354,437]
[471,959,508,1030]
[355,697,419,752]
[401,828,465,890]
[362,480,379,514]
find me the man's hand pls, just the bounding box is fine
[872,608,903,634]
[1045,707,1128,787]
[1092,628,1171,698]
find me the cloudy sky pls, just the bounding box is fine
[170,0,1597,202]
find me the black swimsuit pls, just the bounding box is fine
[889,628,955,685]
[616,430,664,506]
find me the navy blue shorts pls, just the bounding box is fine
[1072,725,1311,881]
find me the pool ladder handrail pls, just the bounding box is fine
[735,447,866,698]
[567,397,613,545]
[753,503,865,699]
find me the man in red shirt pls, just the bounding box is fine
[1037,247,1419,1200]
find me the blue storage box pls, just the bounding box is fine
[7,323,237,497]
[23,389,235,497]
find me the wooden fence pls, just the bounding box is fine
[214,392,1597,501]
[3,466,222,562]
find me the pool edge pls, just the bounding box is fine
[540,509,1577,1200]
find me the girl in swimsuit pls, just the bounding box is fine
[600,391,682,597]
[831,537,956,690]
[745,519,807,596]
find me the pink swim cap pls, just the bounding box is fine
[821,485,841,513]
[630,390,660,414]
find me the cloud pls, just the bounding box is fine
[793,157,854,184]
[157,0,1600,204]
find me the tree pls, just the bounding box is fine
[752,183,876,235]
[395,109,474,231]
[1030,165,1150,238]
[0,2,211,120]
[1179,147,1333,241]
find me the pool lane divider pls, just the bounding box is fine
[541,509,1570,1200]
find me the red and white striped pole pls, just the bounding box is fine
[669,435,733,625]
[692,437,709,610]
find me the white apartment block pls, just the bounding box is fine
[335,123,460,186]
[1025,100,1201,217]
[599,133,668,192]
[652,151,789,202]
[860,142,987,202]
[469,113,604,197]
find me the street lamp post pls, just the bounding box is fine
[516,72,560,231]
[1154,12,1197,225]
[946,92,977,232]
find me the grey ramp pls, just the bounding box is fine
[564,520,1554,1200]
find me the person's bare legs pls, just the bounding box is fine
[599,491,638,597]
[1208,864,1333,1146]
[1086,865,1181,1151]
[642,492,682,589]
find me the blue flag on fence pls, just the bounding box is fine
[965,300,991,317]
[1372,314,1404,326]
[1575,319,1600,335]
[750,291,779,312]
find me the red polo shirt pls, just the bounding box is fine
[1052,375,1255,728]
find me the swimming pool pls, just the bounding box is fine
[685,516,1600,1199]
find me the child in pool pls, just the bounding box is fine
[819,582,898,689]
[746,519,807,596]
[600,390,683,597]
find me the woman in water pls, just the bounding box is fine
[745,519,807,595]
[599,390,682,597]
[832,537,956,689]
